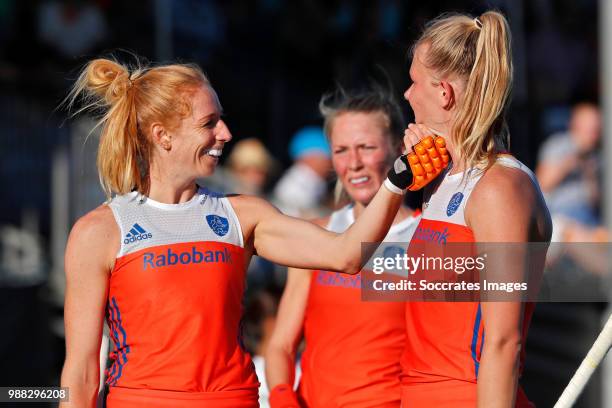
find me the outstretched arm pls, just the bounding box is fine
[238,128,445,274]
[243,184,404,274]
[60,206,118,408]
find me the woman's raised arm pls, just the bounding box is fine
[234,184,404,274]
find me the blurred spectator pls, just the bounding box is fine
[272,126,332,216]
[227,139,281,290]
[537,103,601,224]
[227,138,277,196]
[37,0,108,58]
[536,102,608,242]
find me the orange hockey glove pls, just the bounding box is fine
[385,136,449,192]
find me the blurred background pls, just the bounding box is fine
[0,0,609,407]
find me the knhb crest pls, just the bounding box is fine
[206,215,229,236]
[383,245,405,259]
[446,192,464,216]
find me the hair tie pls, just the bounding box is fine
[474,17,483,29]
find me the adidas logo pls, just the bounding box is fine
[123,223,153,245]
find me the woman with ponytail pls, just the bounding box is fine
[265,85,420,408]
[400,11,552,407]
[59,58,444,407]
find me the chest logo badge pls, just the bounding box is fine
[206,215,229,236]
[383,245,405,259]
[446,192,464,216]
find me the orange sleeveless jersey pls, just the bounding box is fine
[298,205,419,407]
[104,189,259,407]
[401,158,537,408]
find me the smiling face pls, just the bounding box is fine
[166,86,232,179]
[330,111,397,206]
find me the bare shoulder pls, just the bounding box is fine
[470,164,537,211]
[227,194,278,213]
[66,204,119,272]
[225,194,279,240]
[70,204,118,241]
[466,163,552,241]
[227,193,279,223]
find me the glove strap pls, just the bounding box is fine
[383,178,404,195]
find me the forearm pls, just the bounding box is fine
[340,184,404,273]
[337,133,446,268]
[477,339,521,408]
[266,345,297,390]
[60,364,100,407]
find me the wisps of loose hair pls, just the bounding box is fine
[65,56,209,198]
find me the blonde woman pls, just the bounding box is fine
[58,59,443,407]
[266,86,420,407]
[399,11,552,407]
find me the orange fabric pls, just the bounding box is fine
[408,136,450,191]
[298,270,405,407]
[106,386,259,408]
[269,384,300,408]
[401,218,535,407]
[400,380,535,408]
[105,240,258,397]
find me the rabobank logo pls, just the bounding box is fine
[413,226,449,245]
[143,246,232,270]
[316,270,361,288]
[206,215,229,236]
[124,223,153,245]
[446,192,464,216]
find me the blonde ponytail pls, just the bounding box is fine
[66,57,209,198]
[415,11,513,170]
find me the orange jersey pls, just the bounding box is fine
[401,157,537,408]
[106,386,259,408]
[298,205,419,407]
[105,189,258,407]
